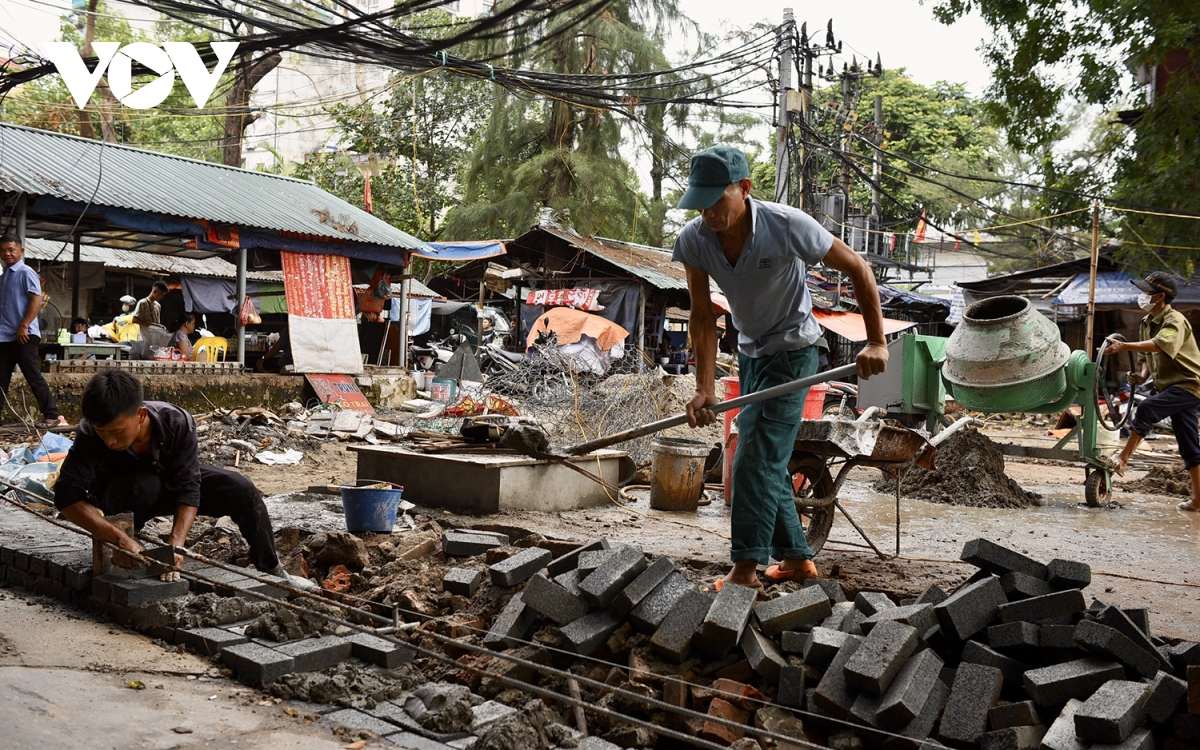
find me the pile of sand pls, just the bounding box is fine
[875,428,1042,509]
[1121,464,1192,497]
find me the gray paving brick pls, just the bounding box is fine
[915,584,949,606]
[696,582,757,657]
[849,690,883,728]
[813,637,863,719]
[1144,669,1187,724]
[781,630,809,655]
[650,587,714,662]
[221,641,295,685]
[883,679,950,750]
[845,620,920,696]
[326,707,401,736]
[1094,606,1170,672]
[1023,657,1125,706]
[177,626,249,656]
[822,601,856,631]
[1073,679,1151,744]
[1041,699,1086,750]
[560,610,622,656]
[104,576,189,607]
[778,664,806,708]
[546,537,610,577]
[935,575,1006,642]
[346,632,414,668]
[961,641,1029,685]
[877,647,944,730]
[961,539,1047,580]
[855,591,896,617]
[978,725,1046,750]
[611,556,675,616]
[1046,559,1091,590]
[1040,624,1079,650]
[630,571,692,633]
[483,592,535,650]
[862,603,937,635]
[938,663,1005,750]
[442,568,483,597]
[441,532,504,558]
[576,549,615,577]
[578,545,647,608]
[803,627,860,667]
[1120,608,1150,636]
[988,701,1042,731]
[988,621,1040,652]
[522,573,590,625]
[1073,619,1160,678]
[552,569,582,596]
[997,590,1086,625]
[754,585,831,637]
[804,578,848,603]
[1090,727,1153,750]
[385,731,457,749]
[740,621,787,684]
[274,635,352,672]
[1168,641,1200,673]
[999,571,1052,601]
[489,548,552,589]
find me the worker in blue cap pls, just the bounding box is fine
[672,145,889,591]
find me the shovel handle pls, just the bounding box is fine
[564,363,859,455]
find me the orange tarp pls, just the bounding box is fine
[525,307,630,351]
[812,308,917,342]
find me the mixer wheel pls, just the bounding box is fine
[1084,469,1109,508]
[789,453,835,555]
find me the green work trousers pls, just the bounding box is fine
[730,346,817,565]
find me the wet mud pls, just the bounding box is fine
[1121,463,1193,497]
[874,428,1042,508]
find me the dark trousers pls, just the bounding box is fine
[1132,385,1200,469]
[101,464,281,571]
[0,337,60,420]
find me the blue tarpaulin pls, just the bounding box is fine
[1056,272,1200,308]
[415,241,507,261]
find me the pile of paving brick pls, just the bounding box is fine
[446,529,1200,749]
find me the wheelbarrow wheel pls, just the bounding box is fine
[789,453,835,556]
[1084,468,1110,508]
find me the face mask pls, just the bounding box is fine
[1137,293,1155,311]
[122,305,131,313]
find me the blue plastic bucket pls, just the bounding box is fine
[339,485,404,533]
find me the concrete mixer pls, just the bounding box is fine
[858,295,1133,507]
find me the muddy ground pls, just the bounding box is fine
[241,422,1199,642]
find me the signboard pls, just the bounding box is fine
[281,251,362,374]
[305,374,375,415]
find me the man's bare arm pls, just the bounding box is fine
[822,238,888,378]
[684,264,720,427]
[60,501,143,556]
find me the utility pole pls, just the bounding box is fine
[774,8,794,206]
[798,24,814,210]
[872,94,882,254]
[1085,201,1101,356]
[839,67,854,194]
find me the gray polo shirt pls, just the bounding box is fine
[672,197,834,358]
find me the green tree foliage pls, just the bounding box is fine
[930,0,1200,269]
[809,69,1002,229]
[442,0,692,245]
[3,4,224,161]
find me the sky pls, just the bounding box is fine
[1,0,996,96]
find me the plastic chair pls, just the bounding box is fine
[192,336,228,362]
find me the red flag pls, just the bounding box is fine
[364,174,374,215]
[954,237,961,250]
[914,210,927,243]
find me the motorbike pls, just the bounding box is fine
[478,343,525,377]
[409,331,463,371]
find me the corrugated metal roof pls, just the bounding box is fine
[533,225,689,291]
[0,123,426,250]
[23,237,282,282]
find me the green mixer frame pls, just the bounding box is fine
[893,333,1114,507]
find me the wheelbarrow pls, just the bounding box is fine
[787,413,981,558]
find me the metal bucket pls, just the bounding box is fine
[649,437,709,511]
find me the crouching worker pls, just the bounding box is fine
[53,370,317,589]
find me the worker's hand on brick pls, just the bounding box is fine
[856,342,889,379]
[686,391,720,428]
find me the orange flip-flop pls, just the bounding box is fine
[764,560,819,583]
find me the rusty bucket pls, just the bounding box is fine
[649,437,709,511]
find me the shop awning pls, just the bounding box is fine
[415,241,507,261]
[812,308,918,342]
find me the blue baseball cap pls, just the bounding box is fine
[677,145,751,210]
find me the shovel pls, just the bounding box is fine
[501,363,858,458]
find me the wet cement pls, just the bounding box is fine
[268,660,422,709]
[244,601,343,642]
[1121,464,1194,497]
[874,429,1042,508]
[142,592,276,630]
